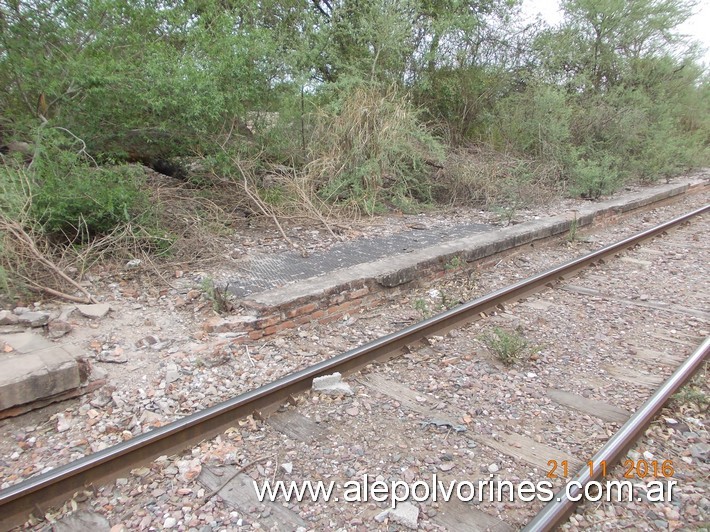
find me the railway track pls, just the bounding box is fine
[0,204,708,530]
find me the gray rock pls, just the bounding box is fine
[52,511,110,531]
[0,333,80,410]
[47,319,72,338]
[97,350,128,363]
[76,303,111,319]
[390,502,419,530]
[690,443,709,462]
[17,311,50,327]
[374,509,390,523]
[0,310,19,325]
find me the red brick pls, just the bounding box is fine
[311,310,326,319]
[319,314,342,325]
[249,330,264,341]
[264,325,279,335]
[348,287,370,300]
[294,315,313,326]
[285,302,318,319]
[255,315,281,329]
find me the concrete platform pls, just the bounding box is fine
[0,332,80,412]
[214,178,708,340]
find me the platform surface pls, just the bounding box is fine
[227,179,704,310]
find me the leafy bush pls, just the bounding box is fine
[27,129,152,239]
[569,155,621,199]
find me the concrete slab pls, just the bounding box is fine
[228,222,492,297]
[0,333,80,411]
[239,180,703,311]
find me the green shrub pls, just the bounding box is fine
[27,129,152,239]
[481,326,529,366]
[569,155,621,199]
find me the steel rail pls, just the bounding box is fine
[524,335,710,532]
[0,204,707,531]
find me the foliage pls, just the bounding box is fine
[306,83,443,215]
[21,129,152,239]
[200,277,234,314]
[0,0,708,275]
[480,326,530,366]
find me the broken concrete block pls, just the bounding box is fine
[390,502,419,530]
[0,333,80,410]
[48,319,73,338]
[0,310,19,326]
[312,372,353,395]
[76,303,111,319]
[16,311,50,327]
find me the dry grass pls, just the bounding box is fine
[0,167,242,303]
[303,85,442,215]
[437,145,562,207]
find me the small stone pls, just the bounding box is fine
[163,517,177,528]
[374,509,390,523]
[56,414,72,432]
[643,451,654,461]
[0,310,19,325]
[90,365,108,382]
[690,443,709,462]
[97,349,128,364]
[47,319,72,338]
[390,502,419,530]
[125,259,142,269]
[346,407,359,416]
[140,410,163,425]
[177,458,202,482]
[664,417,678,425]
[488,463,499,474]
[76,303,111,319]
[627,450,641,461]
[281,463,293,474]
[138,335,160,347]
[439,463,454,472]
[187,290,201,300]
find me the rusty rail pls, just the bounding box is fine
[524,336,710,531]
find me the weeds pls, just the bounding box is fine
[414,298,430,319]
[494,204,518,226]
[200,277,234,314]
[567,213,579,243]
[444,255,464,271]
[670,365,707,409]
[480,326,529,366]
